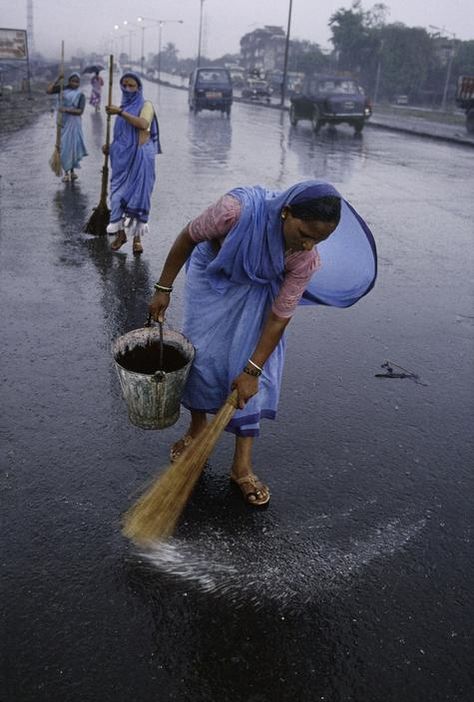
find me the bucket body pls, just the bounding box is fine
[112,326,195,429]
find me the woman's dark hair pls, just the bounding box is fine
[288,196,341,223]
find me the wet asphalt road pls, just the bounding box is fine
[1,80,473,702]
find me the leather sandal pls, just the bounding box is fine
[111,231,127,250]
[170,434,194,462]
[230,472,270,507]
[133,239,143,255]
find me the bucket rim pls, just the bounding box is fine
[112,325,194,344]
[112,327,195,377]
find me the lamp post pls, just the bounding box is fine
[135,19,146,75]
[114,24,127,63]
[197,0,205,68]
[122,21,134,64]
[137,18,154,75]
[373,39,384,105]
[280,0,293,107]
[138,17,183,81]
[429,25,457,112]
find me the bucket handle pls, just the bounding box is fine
[145,313,165,383]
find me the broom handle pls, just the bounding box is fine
[55,40,65,150]
[104,54,114,150]
[216,389,239,422]
[99,54,114,205]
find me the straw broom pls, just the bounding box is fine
[122,390,239,544]
[49,40,64,177]
[83,54,114,235]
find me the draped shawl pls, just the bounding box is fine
[181,180,377,436]
[109,72,161,224]
[58,85,87,171]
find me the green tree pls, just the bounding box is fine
[329,1,372,71]
[454,40,474,75]
[289,39,329,74]
[376,25,435,101]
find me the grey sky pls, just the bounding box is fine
[1,0,472,60]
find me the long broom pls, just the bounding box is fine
[49,40,64,177]
[83,54,114,235]
[122,389,239,544]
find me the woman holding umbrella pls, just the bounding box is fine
[89,69,104,112]
[104,72,161,255]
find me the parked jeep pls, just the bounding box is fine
[289,75,372,134]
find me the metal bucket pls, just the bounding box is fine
[112,325,195,430]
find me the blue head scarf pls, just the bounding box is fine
[205,180,377,308]
[115,72,161,154]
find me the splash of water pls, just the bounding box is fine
[139,510,426,610]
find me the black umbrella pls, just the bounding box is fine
[82,64,104,74]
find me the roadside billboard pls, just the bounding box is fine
[0,28,28,61]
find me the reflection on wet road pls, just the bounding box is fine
[1,81,473,702]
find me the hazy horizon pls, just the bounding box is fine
[1,0,472,62]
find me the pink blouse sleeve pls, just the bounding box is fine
[188,194,241,242]
[272,249,321,319]
[189,196,320,319]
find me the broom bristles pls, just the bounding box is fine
[82,201,111,234]
[122,390,238,544]
[49,147,62,177]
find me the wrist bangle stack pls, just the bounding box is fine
[243,366,261,377]
[248,358,264,374]
[154,283,173,294]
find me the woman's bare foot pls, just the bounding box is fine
[111,230,127,250]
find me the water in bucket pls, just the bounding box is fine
[112,325,195,429]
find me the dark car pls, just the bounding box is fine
[289,75,372,134]
[188,67,233,115]
[241,79,272,103]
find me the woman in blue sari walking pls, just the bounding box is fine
[104,72,161,255]
[149,180,377,507]
[47,72,88,182]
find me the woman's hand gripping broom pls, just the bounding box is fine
[83,54,114,234]
[122,390,239,545]
[49,40,64,177]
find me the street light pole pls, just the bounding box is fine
[280,0,293,108]
[429,25,457,112]
[197,0,205,68]
[123,21,133,64]
[140,26,145,75]
[373,39,384,105]
[158,22,163,81]
[137,17,183,81]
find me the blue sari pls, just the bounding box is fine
[182,180,377,436]
[59,83,87,171]
[108,72,161,232]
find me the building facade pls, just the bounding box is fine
[239,26,286,76]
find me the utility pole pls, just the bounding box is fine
[280,0,293,108]
[26,0,34,55]
[197,0,205,68]
[373,39,384,105]
[429,25,457,112]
